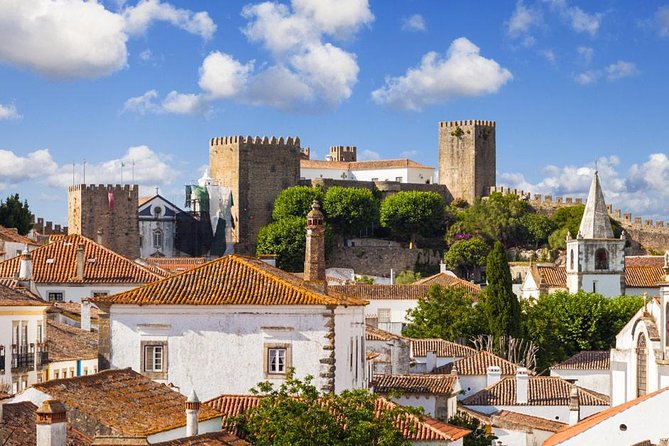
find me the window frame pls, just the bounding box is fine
[152,229,164,249]
[141,340,168,379]
[48,291,64,302]
[264,343,291,378]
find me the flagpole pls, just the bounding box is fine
[132,160,135,183]
[121,162,124,185]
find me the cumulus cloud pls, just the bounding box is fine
[0,0,214,79]
[577,46,593,65]
[123,90,210,116]
[358,150,380,161]
[574,60,637,85]
[499,154,669,219]
[656,6,669,37]
[542,49,556,65]
[0,104,20,120]
[544,0,601,36]
[402,14,426,32]
[507,1,541,37]
[371,37,512,111]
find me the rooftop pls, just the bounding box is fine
[529,261,666,289]
[492,409,567,433]
[0,225,38,245]
[144,257,207,274]
[48,301,100,321]
[433,350,522,376]
[0,401,90,446]
[152,432,250,446]
[578,171,614,239]
[410,338,477,358]
[373,374,458,395]
[32,368,220,438]
[92,255,366,307]
[0,282,48,306]
[551,351,610,371]
[46,319,98,362]
[365,324,405,342]
[331,284,431,300]
[413,272,482,294]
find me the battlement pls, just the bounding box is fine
[439,120,496,128]
[329,145,357,162]
[209,136,301,147]
[68,184,137,192]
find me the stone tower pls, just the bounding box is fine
[566,171,625,296]
[209,136,301,254]
[68,184,140,259]
[329,146,357,162]
[304,200,326,290]
[438,120,496,203]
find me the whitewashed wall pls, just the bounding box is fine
[465,404,605,423]
[37,284,138,304]
[550,369,611,396]
[300,167,435,184]
[364,299,418,335]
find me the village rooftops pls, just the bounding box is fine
[46,319,98,361]
[432,350,523,376]
[48,301,100,322]
[0,234,162,284]
[0,225,38,245]
[365,324,405,341]
[410,338,477,358]
[331,282,480,301]
[144,257,207,275]
[0,282,48,306]
[151,432,250,446]
[206,394,471,443]
[372,374,459,395]
[92,254,366,307]
[551,351,610,371]
[413,272,482,294]
[0,401,90,446]
[492,409,567,433]
[29,368,220,438]
[461,376,610,407]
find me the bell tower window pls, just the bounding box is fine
[595,248,608,270]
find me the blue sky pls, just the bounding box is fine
[1,0,668,225]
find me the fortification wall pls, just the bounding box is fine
[327,245,442,276]
[489,186,669,252]
[68,184,139,259]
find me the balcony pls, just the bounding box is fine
[11,344,35,371]
[36,343,49,368]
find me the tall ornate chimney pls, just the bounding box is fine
[36,400,67,446]
[304,201,326,292]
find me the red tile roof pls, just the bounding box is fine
[625,265,666,288]
[410,339,477,358]
[0,225,38,245]
[366,324,405,341]
[433,351,522,376]
[531,265,567,288]
[373,374,458,395]
[144,257,207,274]
[331,284,430,300]
[33,368,220,438]
[46,319,98,361]
[301,159,433,171]
[152,432,250,446]
[414,272,482,294]
[625,256,665,268]
[551,351,610,371]
[0,234,162,284]
[0,401,91,446]
[461,376,609,406]
[492,410,567,433]
[0,283,49,306]
[92,255,366,307]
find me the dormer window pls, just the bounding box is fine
[595,248,608,270]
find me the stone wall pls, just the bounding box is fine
[327,245,442,276]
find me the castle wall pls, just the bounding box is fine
[68,184,139,259]
[438,120,496,203]
[327,245,442,276]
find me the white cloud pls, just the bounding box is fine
[123,90,210,116]
[0,104,20,120]
[542,49,556,65]
[574,70,599,85]
[199,52,254,99]
[656,6,669,37]
[606,60,638,81]
[358,150,380,161]
[139,49,153,61]
[371,37,513,111]
[577,46,593,64]
[500,154,669,219]
[399,150,419,159]
[402,14,426,32]
[0,0,214,79]
[507,1,541,37]
[544,0,601,36]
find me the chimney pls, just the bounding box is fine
[81,300,92,332]
[568,384,580,425]
[18,249,33,284]
[96,229,103,246]
[304,201,326,292]
[440,262,447,274]
[486,366,501,387]
[185,390,200,437]
[36,399,67,446]
[516,367,529,404]
[425,351,436,373]
[76,243,85,281]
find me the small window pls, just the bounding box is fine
[377,308,391,323]
[395,177,403,182]
[153,229,163,249]
[83,367,89,376]
[144,345,164,372]
[595,248,608,270]
[569,249,574,270]
[92,291,109,297]
[48,292,64,302]
[371,178,378,182]
[264,343,291,378]
[54,370,59,380]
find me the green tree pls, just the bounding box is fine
[443,237,490,281]
[380,191,446,241]
[394,270,422,285]
[483,242,521,338]
[550,204,623,240]
[548,227,570,250]
[403,286,487,341]
[448,415,496,446]
[322,187,379,236]
[236,372,417,446]
[519,212,556,248]
[0,194,33,235]
[256,217,306,272]
[272,186,324,221]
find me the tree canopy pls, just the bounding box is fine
[483,241,521,338]
[256,217,306,272]
[272,186,324,221]
[322,187,380,237]
[394,270,422,285]
[0,194,33,235]
[380,191,446,241]
[443,237,490,281]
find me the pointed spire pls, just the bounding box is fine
[578,171,614,239]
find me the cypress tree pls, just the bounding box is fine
[483,241,521,338]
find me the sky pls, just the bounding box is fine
[1,0,669,225]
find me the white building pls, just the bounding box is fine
[0,225,38,261]
[489,410,567,446]
[410,338,477,372]
[550,350,611,396]
[138,194,181,258]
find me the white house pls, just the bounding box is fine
[366,324,412,375]
[490,410,567,446]
[0,283,49,394]
[410,338,477,372]
[138,194,181,258]
[0,225,38,261]
[550,350,611,396]
[543,385,669,446]
[46,318,98,380]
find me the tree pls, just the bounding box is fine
[549,204,623,241]
[236,372,418,446]
[0,194,33,235]
[322,187,379,236]
[519,212,556,248]
[394,270,422,285]
[403,285,487,341]
[256,217,306,272]
[443,238,490,281]
[380,191,446,241]
[272,186,324,221]
[448,415,496,446]
[483,242,521,338]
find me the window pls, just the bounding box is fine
[637,334,647,397]
[264,343,291,377]
[569,249,574,270]
[141,341,168,379]
[377,308,391,323]
[92,291,109,297]
[48,292,64,302]
[371,178,378,182]
[395,176,403,182]
[37,324,43,343]
[54,370,59,380]
[83,367,89,375]
[153,229,163,249]
[595,248,608,270]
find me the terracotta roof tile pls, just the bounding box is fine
[366,324,404,341]
[410,339,477,358]
[543,386,669,446]
[492,409,567,433]
[144,257,207,274]
[0,225,38,245]
[0,283,48,306]
[152,432,250,446]
[624,266,666,288]
[331,284,430,300]
[0,234,161,284]
[92,255,366,307]
[373,374,458,395]
[46,319,98,361]
[433,351,522,376]
[413,272,482,294]
[461,376,609,406]
[625,256,665,268]
[551,351,610,370]
[33,368,220,437]
[206,394,470,442]
[0,401,91,446]
[300,159,433,171]
[456,405,491,425]
[534,265,567,288]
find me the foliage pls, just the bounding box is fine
[549,204,623,242]
[519,212,556,248]
[322,187,379,236]
[354,275,375,284]
[448,415,496,446]
[522,291,643,371]
[380,191,446,241]
[548,227,570,250]
[403,286,486,341]
[443,238,490,280]
[483,242,521,338]
[272,186,324,221]
[237,372,417,446]
[0,194,33,235]
[394,270,422,284]
[256,217,306,272]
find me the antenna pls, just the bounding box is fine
[132,160,135,183]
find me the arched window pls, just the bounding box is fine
[570,249,574,270]
[637,334,647,397]
[595,248,608,270]
[153,229,163,249]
